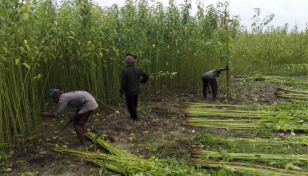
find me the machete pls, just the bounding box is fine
[57,119,73,134]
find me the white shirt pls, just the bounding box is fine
[54,91,98,118]
[202,69,220,79]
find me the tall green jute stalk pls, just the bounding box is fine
[0,66,4,142]
[232,19,308,75]
[0,0,41,150]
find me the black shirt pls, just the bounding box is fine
[120,65,149,96]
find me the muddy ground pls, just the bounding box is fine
[0,78,294,176]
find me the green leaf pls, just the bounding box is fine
[20,46,25,54]
[217,169,226,176]
[23,12,29,21]
[0,151,7,160]
[50,52,56,59]
[15,59,20,65]
[19,6,25,13]
[26,45,31,52]
[22,63,30,69]
[301,141,308,146]
[289,165,303,170]
[141,58,151,66]
[2,47,7,54]
[285,162,293,170]
[33,74,43,81]
[0,143,8,147]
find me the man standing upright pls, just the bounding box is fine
[120,53,149,122]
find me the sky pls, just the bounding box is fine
[92,0,308,32]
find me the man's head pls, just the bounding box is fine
[126,53,137,65]
[48,89,63,103]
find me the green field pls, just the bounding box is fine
[0,0,307,175]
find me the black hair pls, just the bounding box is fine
[126,53,137,59]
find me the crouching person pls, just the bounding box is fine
[39,89,98,149]
[202,67,229,101]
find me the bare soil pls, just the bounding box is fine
[0,78,294,176]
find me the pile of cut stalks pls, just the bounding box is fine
[53,132,207,175]
[184,102,308,132]
[53,132,308,175]
[183,102,308,175]
[275,88,308,102]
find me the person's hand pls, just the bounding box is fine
[39,112,54,118]
[70,117,75,122]
[39,112,48,117]
[139,83,142,88]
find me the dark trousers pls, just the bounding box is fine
[202,77,218,99]
[126,94,139,120]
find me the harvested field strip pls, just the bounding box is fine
[186,102,273,110]
[184,102,308,131]
[186,107,271,118]
[184,119,258,129]
[190,159,308,176]
[184,118,308,131]
[235,75,308,89]
[208,136,308,146]
[192,150,308,162]
[185,102,273,118]
[275,88,308,100]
